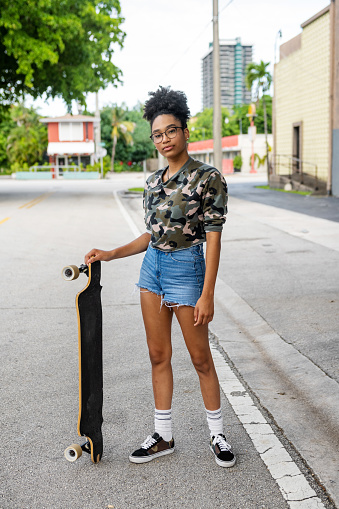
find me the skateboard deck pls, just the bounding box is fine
[62,261,103,463]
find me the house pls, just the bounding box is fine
[273,3,339,196]
[40,114,100,173]
[187,133,272,174]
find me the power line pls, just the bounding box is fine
[220,0,236,15]
[158,0,237,83]
[158,20,212,82]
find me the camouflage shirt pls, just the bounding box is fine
[143,157,228,251]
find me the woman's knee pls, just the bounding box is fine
[148,345,172,367]
[191,353,214,375]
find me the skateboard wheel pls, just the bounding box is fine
[62,265,80,281]
[64,444,83,462]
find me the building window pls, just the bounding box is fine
[80,155,91,168]
[68,155,80,166]
[59,122,83,141]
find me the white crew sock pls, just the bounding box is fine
[205,407,223,437]
[154,408,172,442]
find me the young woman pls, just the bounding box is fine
[85,86,235,468]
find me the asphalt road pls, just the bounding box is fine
[0,175,337,509]
[228,180,339,223]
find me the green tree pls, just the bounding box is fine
[0,0,125,109]
[245,60,272,178]
[232,97,272,135]
[100,106,115,157]
[100,104,155,165]
[188,109,213,142]
[110,106,134,171]
[0,109,15,168]
[253,95,272,134]
[222,108,240,137]
[6,104,47,168]
[123,106,155,163]
[189,106,257,142]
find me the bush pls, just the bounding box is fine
[10,161,30,172]
[233,155,242,171]
[113,161,143,172]
[0,167,12,175]
[85,155,111,176]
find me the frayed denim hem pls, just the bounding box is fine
[133,284,196,312]
[162,301,195,309]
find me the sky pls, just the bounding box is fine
[30,0,330,117]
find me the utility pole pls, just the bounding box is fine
[95,92,103,179]
[248,103,257,173]
[213,0,222,172]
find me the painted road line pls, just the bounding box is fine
[113,190,140,239]
[210,344,326,509]
[25,193,52,209]
[19,193,52,210]
[0,217,10,225]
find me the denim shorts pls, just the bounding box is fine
[136,243,206,308]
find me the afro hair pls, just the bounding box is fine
[143,86,191,129]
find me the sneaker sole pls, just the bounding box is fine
[209,444,236,468]
[129,447,175,464]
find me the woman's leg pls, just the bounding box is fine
[140,290,174,409]
[173,305,236,468]
[129,290,176,463]
[173,305,220,410]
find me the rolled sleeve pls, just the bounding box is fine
[143,188,150,233]
[202,171,228,232]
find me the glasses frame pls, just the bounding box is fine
[150,126,185,144]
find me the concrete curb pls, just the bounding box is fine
[211,277,339,506]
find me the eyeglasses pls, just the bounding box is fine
[150,126,184,144]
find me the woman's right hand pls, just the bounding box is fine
[84,248,113,265]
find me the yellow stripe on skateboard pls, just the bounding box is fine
[0,217,10,225]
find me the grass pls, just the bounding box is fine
[128,187,144,192]
[255,185,312,196]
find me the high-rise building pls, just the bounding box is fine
[202,38,253,110]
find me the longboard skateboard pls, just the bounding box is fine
[62,261,103,463]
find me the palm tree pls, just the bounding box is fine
[110,106,135,171]
[245,61,272,179]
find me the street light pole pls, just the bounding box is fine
[213,0,222,172]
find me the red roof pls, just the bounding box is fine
[188,135,239,152]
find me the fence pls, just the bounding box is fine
[272,154,318,188]
[15,165,100,180]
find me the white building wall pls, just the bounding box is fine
[188,133,272,173]
[241,134,273,173]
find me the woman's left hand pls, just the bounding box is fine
[194,294,214,326]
